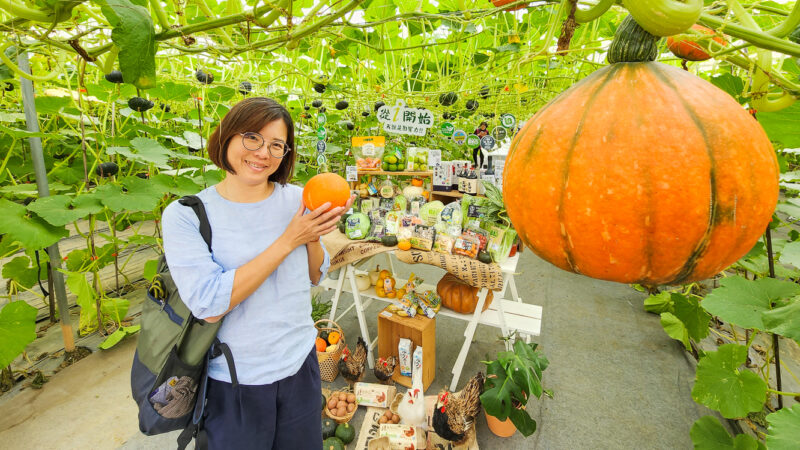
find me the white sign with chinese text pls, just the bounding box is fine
[376,100,434,137]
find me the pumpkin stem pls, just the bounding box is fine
[607,15,660,64]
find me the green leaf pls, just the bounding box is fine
[690,416,765,450]
[147,81,192,102]
[27,194,104,226]
[709,73,744,101]
[100,297,130,323]
[98,325,140,350]
[0,199,69,250]
[94,181,161,213]
[661,312,691,350]
[65,271,98,335]
[761,297,800,343]
[778,240,800,269]
[0,301,38,368]
[691,344,767,419]
[100,0,157,89]
[757,102,800,149]
[129,136,173,169]
[701,276,800,330]
[672,293,710,342]
[765,404,800,450]
[644,291,674,314]
[1,256,45,289]
[143,259,160,282]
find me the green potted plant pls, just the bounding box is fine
[479,339,551,437]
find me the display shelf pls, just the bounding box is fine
[355,170,432,177]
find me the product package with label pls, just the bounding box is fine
[354,382,396,408]
[410,225,436,251]
[411,346,423,388]
[398,338,413,377]
[453,232,481,259]
[352,136,385,171]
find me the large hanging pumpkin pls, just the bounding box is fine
[437,274,494,314]
[503,16,778,286]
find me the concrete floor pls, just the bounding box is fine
[0,250,721,449]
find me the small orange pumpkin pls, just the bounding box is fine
[436,273,493,314]
[667,24,726,62]
[303,173,351,211]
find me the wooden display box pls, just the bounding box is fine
[377,307,435,392]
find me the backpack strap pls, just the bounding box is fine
[178,195,212,253]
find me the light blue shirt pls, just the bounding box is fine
[161,183,330,385]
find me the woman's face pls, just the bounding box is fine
[225,119,288,186]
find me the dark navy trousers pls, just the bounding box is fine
[204,346,322,450]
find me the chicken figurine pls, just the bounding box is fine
[432,372,486,444]
[338,336,368,387]
[397,368,427,429]
[373,356,397,385]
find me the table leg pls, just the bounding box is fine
[509,275,521,303]
[450,288,490,390]
[328,265,348,322]
[347,265,375,369]
[384,252,396,277]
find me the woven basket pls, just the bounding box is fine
[325,390,358,424]
[315,319,345,382]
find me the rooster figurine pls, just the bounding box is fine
[373,356,397,385]
[432,372,485,444]
[338,336,368,387]
[397,369,427,429]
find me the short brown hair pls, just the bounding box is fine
[207,97,295,185]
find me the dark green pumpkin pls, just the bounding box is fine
[321,418,337,440]
[381,235,398,247]
[335,423,355,444]
[322,437,344,450]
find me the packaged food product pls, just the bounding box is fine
[352,136,385,171]
[453,232,481,259]
[378,424,426,449]
[419,200,444,227]
[381,145,406,172]
[411,346,423,388]
[379,178,394,198]
[410,225,436,251]
[345,213,371,240]
[379,197,394,211]
[398,338,412,377]
[406,147,429,171]
[461,194,488,229]
[433,233,456,254]
[418,291,441,319]
[396,293,418,317]
[384,211,401,235]
[464,227,489,252]
[484,221,519,264]
[393,194,407,212]
[354,382,395,408]
[396,224,414,243]
[366,214,386,242]
[407,196,426,216]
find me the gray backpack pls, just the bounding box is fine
[130,195,237,449]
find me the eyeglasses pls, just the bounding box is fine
[239,132,291,158]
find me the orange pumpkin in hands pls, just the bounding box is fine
[303,173,351,211]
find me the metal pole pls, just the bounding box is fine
[764,226,783,409]
[17,51,76,352]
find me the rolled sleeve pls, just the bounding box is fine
[162,201,235,319]
[311,240,331,287]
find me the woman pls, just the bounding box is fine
[161,97,351,449]
[472,121,489,169]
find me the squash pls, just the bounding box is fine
[335,423,356,444]
[355,274,371,291]
[667,25,726,62]
[502,15,778,286]
[303,173,351,212]
[491,0,528,11]
[622,0,702,37]
[322,418,337,439]
[323,437,345,450]
[436,273,493,314]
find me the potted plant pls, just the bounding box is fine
[479,339,551,437]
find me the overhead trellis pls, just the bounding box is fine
[1,0,799,118]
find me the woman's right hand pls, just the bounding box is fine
[283,202,345,249]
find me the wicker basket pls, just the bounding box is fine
[325,390,358,424]
[315,319,345,382]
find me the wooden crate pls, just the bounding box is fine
[377,306,436,391]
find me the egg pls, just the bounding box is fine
[347,393,356,403]
[346,403,355,413]
[327,398,338,410]
[339,392,348,401]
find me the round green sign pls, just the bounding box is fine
[317,113,327,125]
[440,122,455,136]
[317,127,327,140]
[466,134,480,147]
[500,113,516,129]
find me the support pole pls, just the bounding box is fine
[17,50,75,352]
[765,226,783,409]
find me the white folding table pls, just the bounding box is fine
[320,251,543,389]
